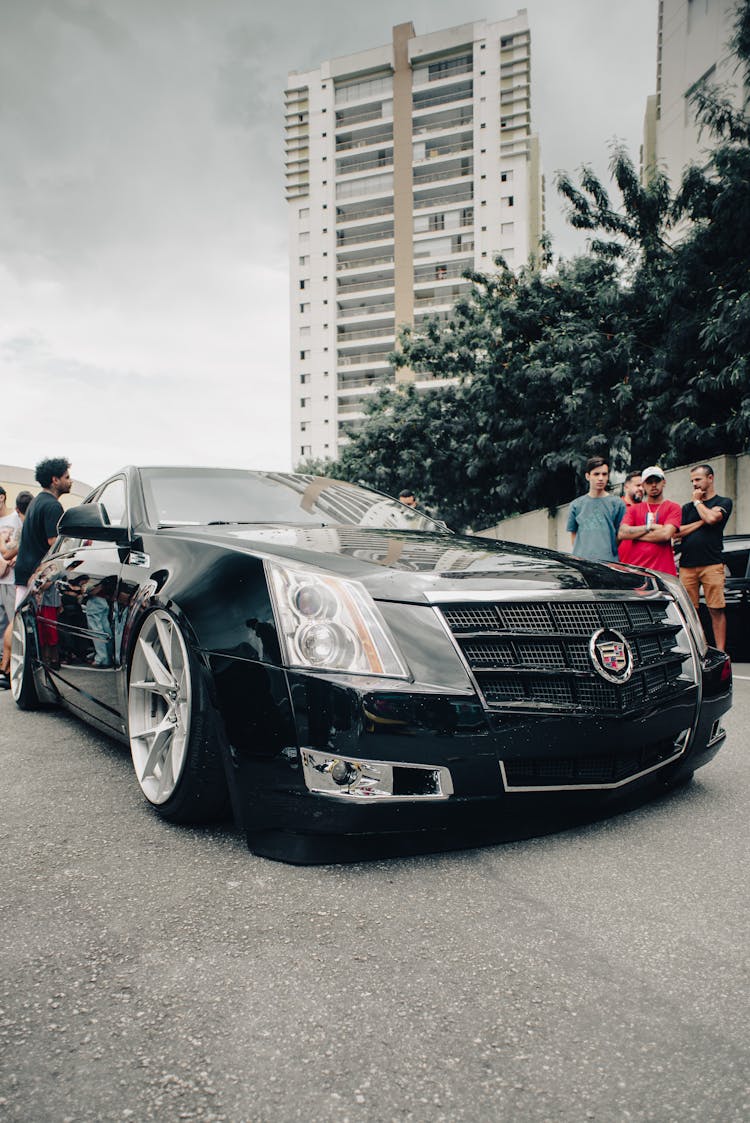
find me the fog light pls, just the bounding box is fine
[300,748,453,801]
[329,758,357,786]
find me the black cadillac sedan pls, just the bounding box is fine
[11,467,732,861]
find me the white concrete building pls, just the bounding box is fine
[644,0,744,184]
[285,14,544,464]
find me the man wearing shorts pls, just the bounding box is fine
[679,464,733,652]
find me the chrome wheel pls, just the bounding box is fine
[128,610,192,806]
[10,613,27,703]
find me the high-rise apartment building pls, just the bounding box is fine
[644,0,742,184]
[285,14,544,464]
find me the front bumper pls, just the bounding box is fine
[210,648,731,858]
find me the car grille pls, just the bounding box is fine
[500,733,687,789]
[438,597,691,716]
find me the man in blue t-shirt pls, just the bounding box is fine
[567,456,626,564]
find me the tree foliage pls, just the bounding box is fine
[319,0,750,529]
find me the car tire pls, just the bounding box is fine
[10,612,41,711]
[127,609,229,824]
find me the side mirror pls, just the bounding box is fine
[58,503,131,546]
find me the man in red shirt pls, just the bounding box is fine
[617,466,682,575]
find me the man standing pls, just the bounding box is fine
[678,463,733,652]
[617,466,682,575]
[622,472,643,507]
[0,491,33,687]
[618,471,644,563]
[14,457,72,605]
[567,456,625,563]
[0,486,22,634]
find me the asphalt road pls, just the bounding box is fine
[1,673,749,1123]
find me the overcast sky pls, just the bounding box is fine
[1,0,658,489]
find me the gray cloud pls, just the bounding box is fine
[1,0,658,483]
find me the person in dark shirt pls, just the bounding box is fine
[679,463,733,652]
[14,457,73,600]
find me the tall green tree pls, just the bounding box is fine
[328,0,750,529]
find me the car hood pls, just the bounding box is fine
[159,524,659,603]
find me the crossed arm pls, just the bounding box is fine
[679,503,727,539]
[0,531,17,562]
[617,522,677,543]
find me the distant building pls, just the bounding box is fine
[285,14,544,464]
[643,0,743,185]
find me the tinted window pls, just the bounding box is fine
[97,478,127,527]
[141,469,447,533]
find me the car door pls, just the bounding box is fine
[49,477,129,726]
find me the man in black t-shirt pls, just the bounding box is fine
[14,457,73,601]
[679,463,733,652]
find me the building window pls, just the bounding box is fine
[300,374,310,383]
[300,279,307,289]
[299,302,310,313]
[301,397,309,408]
[299,207,309,218]
[501,170,514,183]
[501,222,514,236]
[300,326,311,337]
[299,231,310,243]
[299,255,309,266]
[300,350,309,360]
[502,196,514,207]
[301,445,312,457]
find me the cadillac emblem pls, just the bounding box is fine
[589,628,634,684]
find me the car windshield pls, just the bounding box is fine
[141,468,449,533]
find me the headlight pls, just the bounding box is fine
[657,571,708,657]
[267,562,409,678]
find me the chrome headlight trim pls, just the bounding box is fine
[266,560,410,679]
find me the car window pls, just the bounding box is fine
[97,478,127,527]
[140,469,448,533]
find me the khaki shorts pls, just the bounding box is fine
[680,564,726,609]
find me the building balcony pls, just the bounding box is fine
[336,223,394,248]
[413,136,473,164]
[337,323,395,343]
[336,250,395,271]
[336,125,393,152]
[410,107,473,139]
[336,199,394,225]
[337,299,395,320]
[336,150,393,177]
[412,56,473,87]
[337,272,394,295]
[413,183,474,211]
[338,372,393,392]
[413,239,474,261]
[413,161,473,188]
[337,350,392,367]
[414,209,473,236]
[334,75,393,107]
[412,81,473,113]
[414,258,473,284]
[335,102,390,130]
[414,283,470,308]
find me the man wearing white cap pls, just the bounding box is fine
[617,466,682,575]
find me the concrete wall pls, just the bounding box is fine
[476,453,748,550]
